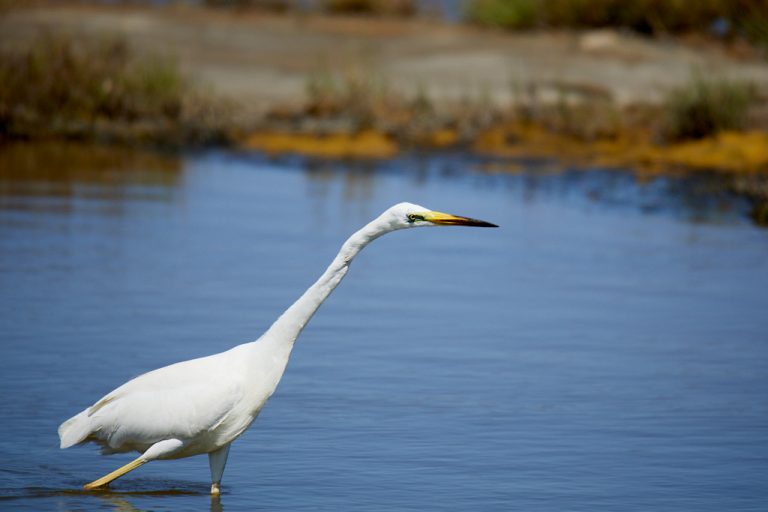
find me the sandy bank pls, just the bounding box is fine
[3,3,768,114]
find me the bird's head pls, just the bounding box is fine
[382,202,498,230]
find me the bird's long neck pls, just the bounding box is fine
[262,217,388,350]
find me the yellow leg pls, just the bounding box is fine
[84,456,147,490]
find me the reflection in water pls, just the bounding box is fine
[0,482,212,512]
[93,488,223,512]
[285,150,752,224]
[0,142,181,216]
[92,491,224,512]
[472,157,750,222]
[0,485,214,512]
[97,494,145,512]
[0,142,751,225]
[304,158,377,201]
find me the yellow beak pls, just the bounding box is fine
[422,211,498,227]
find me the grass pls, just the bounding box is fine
[507,73,760,143]
[663,73,755,140]
[464,0,768,48]
[321,0,416,16]
[7,33,756,156]
[0,32,232,145]
[464,0,539,29]
[298,68,485,145]
[200,0,417,16]
[257,66,767,160]
[303,69,389,129]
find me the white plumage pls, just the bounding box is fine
[59,202,496,494]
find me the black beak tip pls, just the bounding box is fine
[466,218,498,228]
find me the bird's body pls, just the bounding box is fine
[59,203,496,493]
[60,341,284,458]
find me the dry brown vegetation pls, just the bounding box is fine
[0,32,234,146]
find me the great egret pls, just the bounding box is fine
[59,202,497,494]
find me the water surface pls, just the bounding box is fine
[1,144,766,511]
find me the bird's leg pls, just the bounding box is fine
[208,443,231,495]
[83,456,147,490]
[84,438,184,491]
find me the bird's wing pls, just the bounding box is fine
[85,352,245,450]
[96,382,242,449]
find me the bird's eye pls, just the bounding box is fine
[407,214,425,223]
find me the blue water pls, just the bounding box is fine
[1,144,766,511]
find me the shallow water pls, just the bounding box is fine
[1,144,767,511]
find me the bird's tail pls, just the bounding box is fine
[58,409,92,449]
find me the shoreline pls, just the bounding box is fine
[1,3,767,223]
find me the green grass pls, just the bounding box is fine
[464,0,768,47]
[465,0,539,29]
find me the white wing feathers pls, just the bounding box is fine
[59,350,245,452]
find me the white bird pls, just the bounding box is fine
[58,202,497,494]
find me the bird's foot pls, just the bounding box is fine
[211,482,221,495]
[84,482,109,491]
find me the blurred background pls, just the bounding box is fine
[1,2,767,511]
